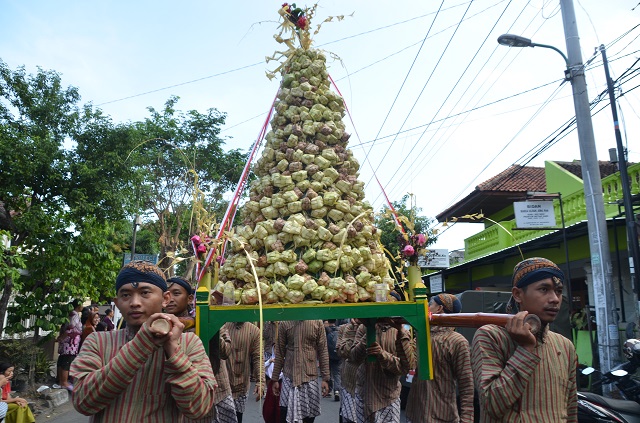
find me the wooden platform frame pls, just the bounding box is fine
[195,293,433,380]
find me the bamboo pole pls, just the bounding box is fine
[429,313,541,334]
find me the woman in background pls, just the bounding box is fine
[81,311,99,346]
[0,362,35,423]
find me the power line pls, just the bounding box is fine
[455,60,640,215]
[365,1,475,188]
[376,0,516,204]
[373,1,552,206]
[378,5,640,211]
[94,2,485,108]
[358,0,446,176]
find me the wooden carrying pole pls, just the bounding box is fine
[429,312,542,334]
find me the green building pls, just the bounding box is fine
[433,160,640,324]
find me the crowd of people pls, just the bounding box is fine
[43,256,575,423]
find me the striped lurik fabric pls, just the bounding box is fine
[337,321,360,396]
[184,326,234,423]
[406,327,474,423]
[349,323,412,422]
[472,325,578,422]
[271,319,330,387]
[262,321,277,359]
[71,327,216,422]
[224,322,265,399]
[213,326,233,407]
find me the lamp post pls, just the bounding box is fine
[497,0,620,374]
[130,215,143,262]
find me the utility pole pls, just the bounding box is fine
[560,0,620,371]
[600,45,640,312]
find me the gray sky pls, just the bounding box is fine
[2,0,639,251]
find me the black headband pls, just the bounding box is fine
[116,267,167,292]
[433,294,462,314]
[167,277,195,295]
[513,268,564,289]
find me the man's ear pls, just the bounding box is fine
[512,286,523,304]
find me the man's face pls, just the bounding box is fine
[164,283,191,315]
[114,282,169,328]
[428,300,443,314]
[513,277,563,324]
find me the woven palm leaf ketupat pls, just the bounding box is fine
[215,5,394,305]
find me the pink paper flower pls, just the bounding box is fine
[402,245,415,256]
[296,16,308,30]
[196,244,207,255]
[416,234,426,246]
[191,235,201,244]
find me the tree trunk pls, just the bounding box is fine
[0,274,13,336]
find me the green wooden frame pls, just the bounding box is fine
[195,294,433,380]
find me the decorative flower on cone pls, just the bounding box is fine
[398,232,428,266]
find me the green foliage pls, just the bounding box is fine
[116,96,246,270]
[0,339,52,384]
[0,61,128,338]
[375,194,437,271]
[0,231,25,285]
[0,60,247,339]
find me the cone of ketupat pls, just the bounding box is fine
[215,3,395,305]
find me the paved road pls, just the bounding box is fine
[44,383,409,422]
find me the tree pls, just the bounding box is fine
[0,61,246,341]
[375,194,438,279]
[117,96,246,276]
[0,61,126,339]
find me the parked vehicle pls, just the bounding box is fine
[576,339,640,422]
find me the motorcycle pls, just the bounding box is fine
[577,339,640,422]
[578,390,640,422]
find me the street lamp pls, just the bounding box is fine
[497,0,620,376]
[497,34,570,78]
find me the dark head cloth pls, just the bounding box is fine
[116,261,167,293]
[433,293,462,314]
[167,277,195,295]
[512,257,565,288]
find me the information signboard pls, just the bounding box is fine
[514,201,556,228]
[417,249,449,269]
[429,274,444,293]
[122,253,159,266]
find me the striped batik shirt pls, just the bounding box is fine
[211,325,233,405]
[406,326,474,423]
[472,324,578,422]
[337,321,360,396]
[262,321,277,358]
[71,326,216,422]
[224,322,265,398]
[349,323,413,418]
[271,320,330,387]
